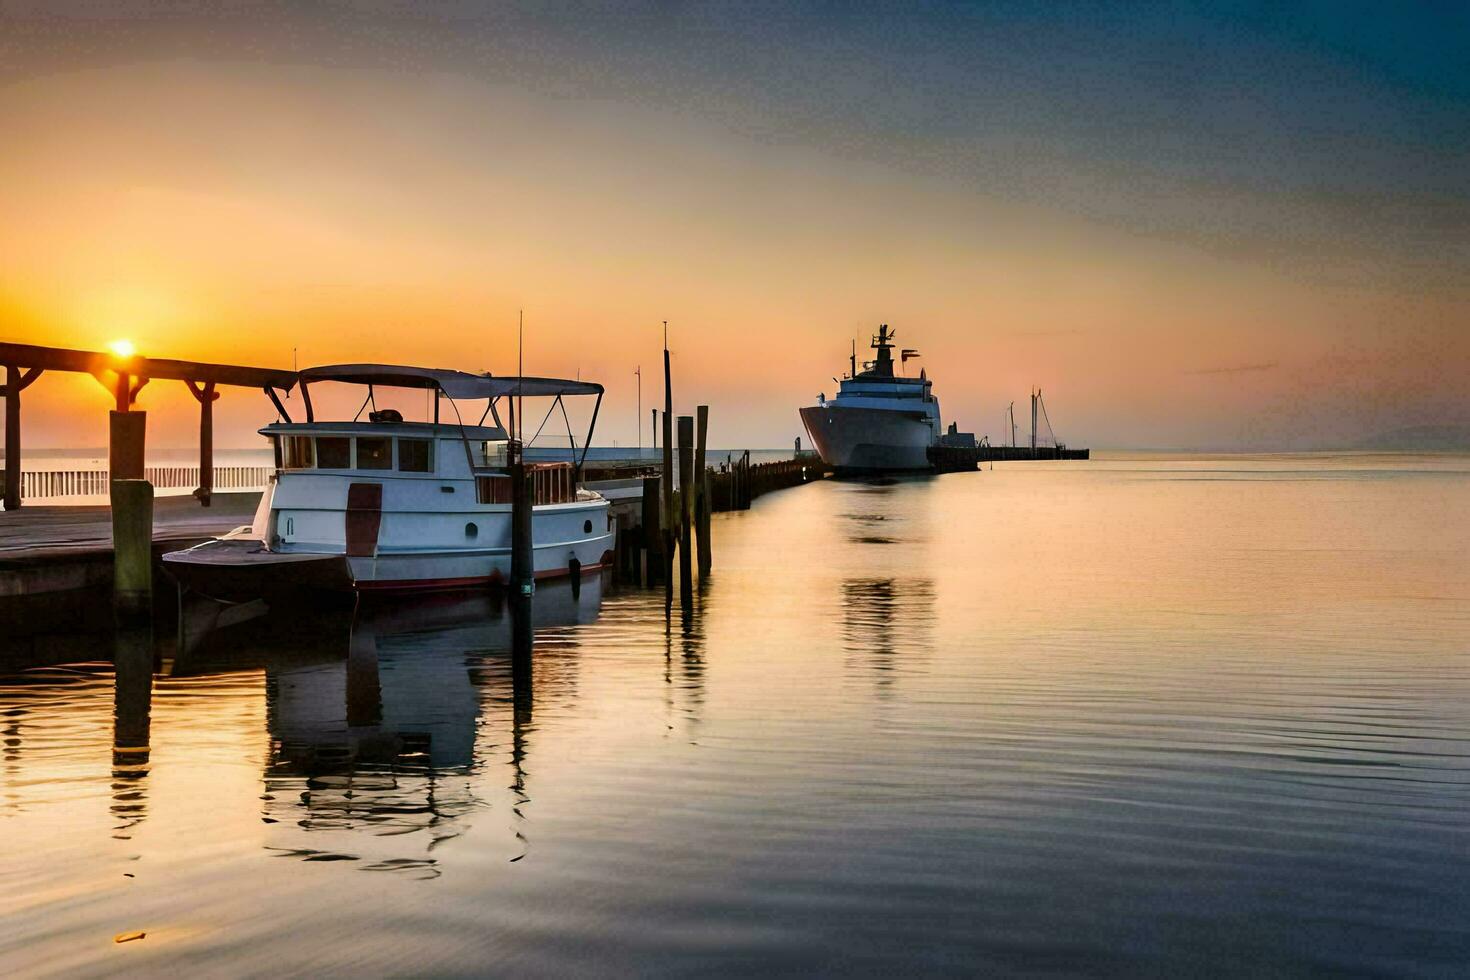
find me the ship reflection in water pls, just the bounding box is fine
[841,577,934,696]
[3,454,1470,975]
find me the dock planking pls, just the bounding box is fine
[0,492,258,591]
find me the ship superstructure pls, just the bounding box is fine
[799,325,941,471]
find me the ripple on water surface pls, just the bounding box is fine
[1,453,1469,975]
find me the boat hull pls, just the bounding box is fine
[799,404,936,472]
[164,514,615,600]
[162,540,355,604]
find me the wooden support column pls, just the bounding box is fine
[3,365,43,511]
[111,478,154,625]
[186,380,219,507]
[110,410,146,482]
[677,415,694,609]
[695,405,711,578]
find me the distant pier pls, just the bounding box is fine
[929,445,1091,472]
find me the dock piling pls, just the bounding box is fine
[641,475,662,586]
[695,406,711,578]
[110,479,154,625]
[109,410,146,482]
[509,442,534,661]
[112,628,153,781]
[661,348,674,605]
[677,415,694,607]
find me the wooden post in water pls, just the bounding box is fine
[509,442,534,661]
[641,475,661,586]
[695,405,711,577]
[677,415,694,607]
[741,450,752,509]
[112,628,153,792]
[111,478,154,625]
[662,346,675,604]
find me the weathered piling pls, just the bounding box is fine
[641,475,662,586]
[705,455,833,514]
[695,406,711,577]
[110,410,146,482]
[662,354,674,604]
[111,628,153,789]
[509,444,534,663]
[677,415,694,605]
[510,445,534,599]
[110,478,154,625]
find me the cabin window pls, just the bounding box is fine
[316,437,351,469]
[357,437,392,470]
[476,476,512,504]
[283,436,313,469]
[398,439,433,473]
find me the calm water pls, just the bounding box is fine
[3,453,1469,976]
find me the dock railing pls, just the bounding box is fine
[1,464,273,504]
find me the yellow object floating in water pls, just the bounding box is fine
[113,931,146,944]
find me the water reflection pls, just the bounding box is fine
[111,628,153,839]
[8,455,1467,976]
[259,578,603,873]
[840,577,935,696]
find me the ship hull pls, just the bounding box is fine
[799,405,935,472]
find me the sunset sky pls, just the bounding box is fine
[2,2,1467,450]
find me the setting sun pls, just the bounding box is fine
[107,339,136,359]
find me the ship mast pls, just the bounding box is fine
[868,324,896,377]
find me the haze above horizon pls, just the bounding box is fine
[2,2,1466,451]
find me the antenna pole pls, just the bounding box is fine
[1030,387,1037,453]
[517,310,524,442]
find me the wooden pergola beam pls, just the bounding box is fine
[0,342,297,391]
[0,341,296,510]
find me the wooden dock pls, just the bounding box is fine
[0,492,259,655]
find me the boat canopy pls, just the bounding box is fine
[291,363,605,476]
[298,364,603,400]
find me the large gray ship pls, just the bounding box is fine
[799,325,941,472]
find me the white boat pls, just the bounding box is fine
[798,324,941,471]
[163,364,614,599]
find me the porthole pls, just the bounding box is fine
[583,519,593,534]
[465,522,478,538]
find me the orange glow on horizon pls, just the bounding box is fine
[0,61,1464,451]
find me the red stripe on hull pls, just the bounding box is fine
[353,561,607,595]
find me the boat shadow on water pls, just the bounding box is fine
[99,575,607,876]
